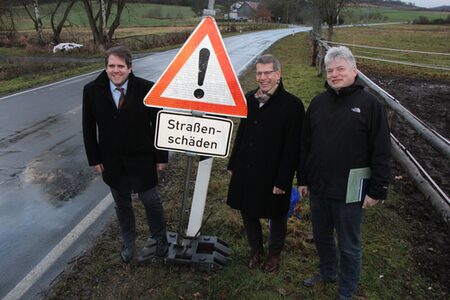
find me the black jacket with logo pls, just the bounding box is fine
[297,77,391,200]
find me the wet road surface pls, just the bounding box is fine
[0,25,310,299]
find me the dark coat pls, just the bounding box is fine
[227,82,305,218]
[297,77,391,200]
[82,71,168,194]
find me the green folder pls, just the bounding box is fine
[346,167,371,203]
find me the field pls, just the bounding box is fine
[330,24,450,81]
[43,25,449,299]
[12,2,198,31]
[6,2,450,33]
[342,6,449,23]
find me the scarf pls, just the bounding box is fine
[254,83,279,107]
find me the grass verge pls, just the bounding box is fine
[43,31,448,299]
[0,62,103,96]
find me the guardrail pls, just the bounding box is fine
[316,39,450,222]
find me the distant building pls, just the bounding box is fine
[225,1,270,22]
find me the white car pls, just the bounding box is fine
[53,42,83,53]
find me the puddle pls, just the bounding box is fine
[21,141,99,206]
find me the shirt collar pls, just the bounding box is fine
[110,80,129,94]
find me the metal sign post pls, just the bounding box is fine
[139,112,232,270]
[176,152,195,245]
[186,156,213,237]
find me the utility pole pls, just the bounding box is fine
[203,0,216,17]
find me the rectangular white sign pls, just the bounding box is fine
[155,111,233,157]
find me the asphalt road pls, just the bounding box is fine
[0,25,310,299]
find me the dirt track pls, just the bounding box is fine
[366,70,450,294]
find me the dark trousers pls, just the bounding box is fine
[309,194,363,299]
[241,211,288,255]
[111,187,167,246]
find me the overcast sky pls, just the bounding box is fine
[401,0,450,8]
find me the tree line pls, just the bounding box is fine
[0,0,349,49]
[0,0,127,48]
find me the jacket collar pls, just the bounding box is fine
[325,75,364,96]
[94,70,136,111]
[94,70,136,87]
[271,78,285,98]
[252,78,286,99]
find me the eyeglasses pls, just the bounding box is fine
[256,70,276,77]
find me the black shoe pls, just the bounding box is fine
[248,251,263,269]
[120,244,135,264]
[262,254,281,273]
[155,237,168,257]
[303,274,336,287]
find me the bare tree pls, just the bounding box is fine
[50,0,77,43]
[263,0,304,23]
[23,0,45,45]
[81,0,127,48]
[254,4,272,23]
[305,0,348,74]
[0,0,18,40]
[191,0,208,16]
[309,6,322,67]
[308,0,347,41]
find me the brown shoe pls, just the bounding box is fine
[248,252,263,269]
[263,254,280,273]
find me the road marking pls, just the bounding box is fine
[2,194,113,300]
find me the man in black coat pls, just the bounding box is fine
[82,45,169,263]
[297,46,391,300]
[227,54,305,272]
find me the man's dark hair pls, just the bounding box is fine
[254,54,281,71]
[105,45,132,68]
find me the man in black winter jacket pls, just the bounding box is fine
[83,46,169,264]
[228,54,305,273]
[297,46,391,300]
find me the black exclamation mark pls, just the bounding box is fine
[194,48,210,99]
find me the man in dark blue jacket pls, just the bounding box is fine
[83,46,169,263]
[297,46,391,299]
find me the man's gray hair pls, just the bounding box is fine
[324,46,356,69]
[254,54,281,71]
[105,45,132,68]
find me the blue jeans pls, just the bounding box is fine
[309,194,363,299]
[111,187,167,246]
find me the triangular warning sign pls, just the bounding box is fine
[144,17,247,118]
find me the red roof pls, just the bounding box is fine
[246,1,259,11]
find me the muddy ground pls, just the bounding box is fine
[365,68,450,294]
